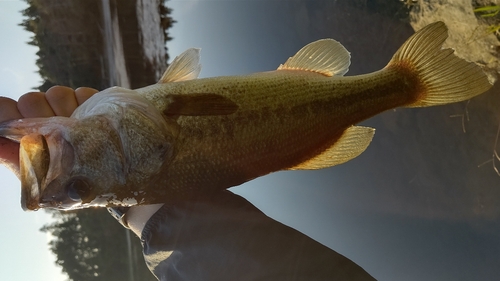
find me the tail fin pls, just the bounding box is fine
[387,21,493,107]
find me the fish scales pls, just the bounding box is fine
[138,69,420,193]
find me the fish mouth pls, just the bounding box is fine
[20,132,77,211]
[19,133,50,211]
[19,132,78,211]
[0,117,77,211]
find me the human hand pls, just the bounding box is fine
[0,86,98,176]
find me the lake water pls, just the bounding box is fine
[104,0,500,280]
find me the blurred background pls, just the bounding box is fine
[0,0,499,280]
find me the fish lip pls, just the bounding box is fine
[0,117,76,211]
[20,132,73,211]
[19,134,50,211]
[21,188,41,211]
[20,177,43,211]
[38,199,63,209]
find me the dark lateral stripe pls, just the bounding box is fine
[164,93,239,116]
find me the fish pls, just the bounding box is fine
[0,21,492,211]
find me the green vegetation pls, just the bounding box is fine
[473,4,500,38]
[473,5,500,17]
[19,0,175,280]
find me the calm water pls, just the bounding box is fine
[112,0,500,280]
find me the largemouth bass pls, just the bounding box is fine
[0,22,492,210]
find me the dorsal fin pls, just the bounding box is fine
[158,48,202,83]
[277,39,351,77]
[288,126,374,170]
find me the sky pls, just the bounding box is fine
[0,1,66,281]
[0,0,499,281]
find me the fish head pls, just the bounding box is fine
[0,116,132,210]
[0,88,178,211]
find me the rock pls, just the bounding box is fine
[410,0,500,83]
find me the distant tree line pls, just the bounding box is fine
[20,0,175,91]
[19,0,175,280]
[20,0,104,90]
[41,209,155,281]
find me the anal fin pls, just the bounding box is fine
[289,126,375,170]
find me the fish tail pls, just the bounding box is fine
[386,21,492,107]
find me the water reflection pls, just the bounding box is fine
[36,0,500,280]
[113,0,500,279]
[174,1,499,280]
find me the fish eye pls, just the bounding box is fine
[66,178,91,202]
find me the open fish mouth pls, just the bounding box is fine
[0,117,77,211]
[19,133,50,210]
[19,132,81,211]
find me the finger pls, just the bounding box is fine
[45,86,79,117]
[0,138,20,177]
[75,87,99,105]
[18,92,55,118]
[0,98,22,176]
[0,97,23,123]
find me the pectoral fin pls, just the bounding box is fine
[277,39,351,77]
[289,126,375,170]
[164,94,239,116]
[158,48,202,83]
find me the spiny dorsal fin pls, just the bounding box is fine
[277,39,351,77]
[158,48,202,83]
[164,93,239,116]
[288,126,374,170]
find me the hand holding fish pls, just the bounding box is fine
[0,87,98,175]
[0,22,493,211]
